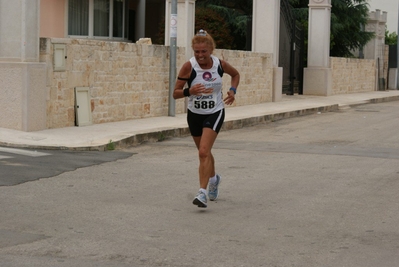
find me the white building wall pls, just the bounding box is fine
[0,0,47,131]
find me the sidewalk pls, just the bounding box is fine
[1,90,399,151]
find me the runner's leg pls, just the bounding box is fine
[197,128,217,189]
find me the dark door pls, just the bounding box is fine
[279,0,304,95]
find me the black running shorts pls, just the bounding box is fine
[187,109,225,137]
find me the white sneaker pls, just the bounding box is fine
[192,190,207,208]
[208,174,221,201]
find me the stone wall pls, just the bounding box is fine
[330,57,376,95]
[40,38,274,129]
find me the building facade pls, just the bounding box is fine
[0,0,382,132]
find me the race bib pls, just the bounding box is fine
[193,93,216,110]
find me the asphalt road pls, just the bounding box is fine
[0,101,398,267]
[0,148,134,186]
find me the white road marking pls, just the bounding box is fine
[0,147,51,157]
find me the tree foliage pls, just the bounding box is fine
[195,0,252,50]
[195,6,234,49]
[385,28,398,45]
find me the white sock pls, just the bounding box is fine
[209,175,217,184]
[199,188,207,194]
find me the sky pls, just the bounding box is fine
[368,0,398,33]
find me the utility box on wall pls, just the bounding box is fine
[74,87,92,126]
[53,44,66,71]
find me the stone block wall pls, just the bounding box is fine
[40,38,274,129]
[213,50,274,105]
[330,57,376,95]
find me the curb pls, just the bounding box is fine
[1,94,398,152]
[104,104,340,151]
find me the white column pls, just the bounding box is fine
[0,0,47,131]
[303,0,332,96]
[251,0,283,102]
[364,10,387,90]
[165,0,196,60]
[363,10,387,60]
[252,0,280,66]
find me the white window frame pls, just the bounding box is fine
[67,0,126,41]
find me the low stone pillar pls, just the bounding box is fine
[0,0,47,131]
[303,0,332,96]
[252,0,283,102]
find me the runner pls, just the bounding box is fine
[173,29,240,208]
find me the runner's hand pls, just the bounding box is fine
[224,90,235,105]
[191,84,210,95]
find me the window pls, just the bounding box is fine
[68,0,126,39]
[94,0,110,37]
[68,0,89,36]
[113,0,124,38]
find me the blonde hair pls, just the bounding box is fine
[191,29,216,52]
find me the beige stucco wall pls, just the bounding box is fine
[330,57,376,95]
[0,62,47,131]
[40,0,66,38]
[39,38,274,129]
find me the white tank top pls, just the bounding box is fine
[187,55,224,115]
